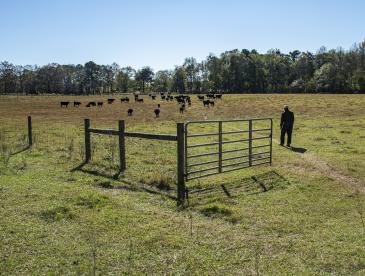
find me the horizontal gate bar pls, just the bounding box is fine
[222,144,270,154]
[125,132,177,141]
[251,156,271,163]
[187,151,219,159]
[222,159,250,168]
[221,129,248,135]
[186,118,273,124]
[222,164,251,174]
[187,141,219,148]
[221,138,249,145]
[187,132,218,138]
[186,160,271,181]
[187,159,219,168]
[222,154,249,162]
[188,165,219,175]
[221,152,271,167]
[220,136,271,145]
[186,128,271,138]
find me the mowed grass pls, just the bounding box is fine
[0,94,365,274]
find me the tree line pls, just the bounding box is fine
[1,39,365,95]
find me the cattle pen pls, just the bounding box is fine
[9,116,273,206]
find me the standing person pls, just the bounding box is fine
[280,105,294,147]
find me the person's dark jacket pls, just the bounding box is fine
[280,110,294,129]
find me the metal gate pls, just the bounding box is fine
[184,118,273,181]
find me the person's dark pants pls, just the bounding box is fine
[280,126,293,146]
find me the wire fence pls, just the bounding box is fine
[0,116,178,189]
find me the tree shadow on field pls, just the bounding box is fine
[70,161,123,180]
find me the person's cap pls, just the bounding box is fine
[283,105,289,109]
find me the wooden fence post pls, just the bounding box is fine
[118,120,126,170]
[177,122,186,206]
[84,119,91,163]
[27,116,32,147]
[249,119,253,166]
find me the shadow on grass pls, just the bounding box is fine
[70,161,177,200]
[10,145,31,156]
[187,170,290,206]
[289,146,307,153]
[70,161,123,180]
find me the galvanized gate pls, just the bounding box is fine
[184,118,273,181]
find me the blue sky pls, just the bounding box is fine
[0,0,364,70]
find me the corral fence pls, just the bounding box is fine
[17,116,273,206]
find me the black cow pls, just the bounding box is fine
[60,101,69,108]
[203,100,210,107]
[97,102,103,107]
[73,101,81,107]
[154,108,160,118]
[127,108,133,116]
[137,98,143,103]
[86,102,96,107]
[107,99,115,104]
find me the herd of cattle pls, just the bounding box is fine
[60,93,223,117]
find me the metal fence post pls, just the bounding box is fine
[248,120,253,166]
[84,119,91,163]
[177,122,186,206]
[118,120,126,170]
[218,121,223,173]
[270,119,273,165]
[27,116,32,147]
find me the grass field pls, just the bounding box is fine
[1,94,365,275]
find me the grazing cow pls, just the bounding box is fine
[121,97,129,102]
[157,104,161,108]
[97,102,103,107]
[107,98,115,104]
[209,100,215,107]
[73,101,81,107]
[137,98,143,103]
[60,101,69,108]
[127,108,133,116]
[198,95,205,100]
[151,95,156,100]
[203,100,210,107]
[216,94,222,99]
[154,108,160,118]
[179,106,185,114]
[86,101,96,107]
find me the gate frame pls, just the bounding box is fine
[184,118,273,181]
